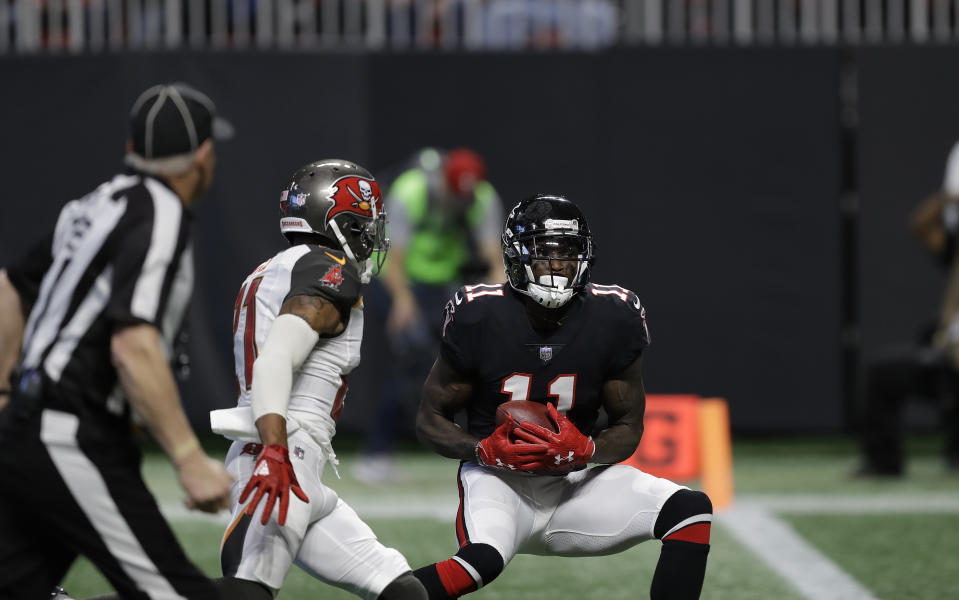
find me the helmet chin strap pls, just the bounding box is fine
[328,220,373,283]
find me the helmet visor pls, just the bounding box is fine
[520,233,589,289]
[367,211,390,275]
[336,211,389,262]
[525,233,589,261]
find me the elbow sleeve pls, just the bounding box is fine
[250,313,320,422]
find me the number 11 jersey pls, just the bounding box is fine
[440,283,650,440]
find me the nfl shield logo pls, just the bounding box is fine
[294,446,305,460]
[539,346,553,362]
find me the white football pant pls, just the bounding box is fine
[221,430,411,599]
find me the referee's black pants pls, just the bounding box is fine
[0,394,220,600]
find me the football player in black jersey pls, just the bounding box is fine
[412,194,712,600]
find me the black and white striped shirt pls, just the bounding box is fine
[8,169,193,414]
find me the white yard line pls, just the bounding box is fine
[717,494,959,600]
[718,503,879,600]
[731,493,959,514]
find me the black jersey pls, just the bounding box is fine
[440,283,650,439]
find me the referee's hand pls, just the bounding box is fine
[176,451,233,513]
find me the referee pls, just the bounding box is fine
[0,83,233,599]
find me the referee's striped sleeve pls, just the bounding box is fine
[106,181,191,329]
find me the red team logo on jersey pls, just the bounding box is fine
[325,176,381,222]
[321,264,344,290]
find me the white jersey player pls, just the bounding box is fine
[210,160,427,600]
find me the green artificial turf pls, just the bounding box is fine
[731,435,959,494]
[57,435,959,598]
[63,517,799,600]
[783,513,959,600]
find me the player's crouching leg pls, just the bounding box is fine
[412,543,504,599]
[650,489,713,600]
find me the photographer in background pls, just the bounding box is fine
[857,141,959,477]
[356,147,505,483]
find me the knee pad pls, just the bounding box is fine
[378,571,428,600]
[654,489,712,542]
[455,543,505,585]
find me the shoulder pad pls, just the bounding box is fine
[587,283,651,358]
[586,283,645,315]
[451,283,506,314]
[461,283,507,303]
[305,245,360,277]
[286,245,362,308]
[441,283,507,334]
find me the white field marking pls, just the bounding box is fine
[718,502,879,600]
[718,494,959,600]
[731,493,959,514]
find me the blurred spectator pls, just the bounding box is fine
[355,147,504,483]
[384,0,618,49]
[857,140,959,477]
[482,0,617,49]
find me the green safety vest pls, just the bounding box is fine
[389,169,496,285]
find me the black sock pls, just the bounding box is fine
[412,543,503,600]
[377,572,428,600]
[412,564,452,600]
[212,576,272,600]
[650,539,710,600]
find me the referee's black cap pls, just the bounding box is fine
[129,83,234,159]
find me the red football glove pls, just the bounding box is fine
[513,403,595,470]
[475,419,549,472]
[239,444,309,526]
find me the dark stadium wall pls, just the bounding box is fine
[365,48,844,432]
[0,49,862,433]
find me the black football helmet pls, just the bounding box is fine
[279,159,389,282]
[502,194,595,308]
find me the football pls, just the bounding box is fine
[496,401,579,476]
[495,400,555,432]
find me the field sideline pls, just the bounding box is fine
[62,436,959,599]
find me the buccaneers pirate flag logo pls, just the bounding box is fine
[325,175,381,222]
[320,264,344,290]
